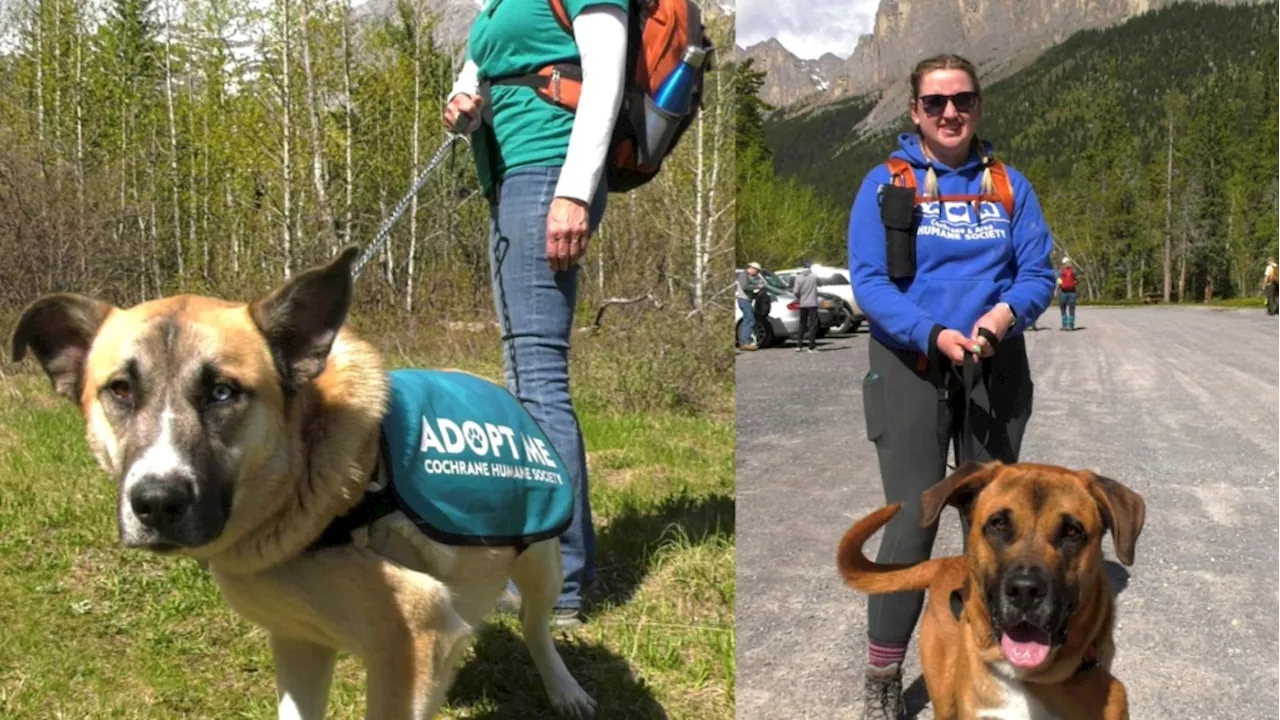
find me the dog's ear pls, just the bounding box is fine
[10,293,116,403]
[919,460,1001,528]
[1085,472,1145,566]
[250,245,359,391]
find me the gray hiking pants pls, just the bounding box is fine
[860,335,1034,646]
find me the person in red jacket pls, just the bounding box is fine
[1057,256,1078,330]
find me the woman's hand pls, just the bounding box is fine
[546,197,590,271]
[969,303,1015,358]
[443,93,482,134]
[936,328,979,365]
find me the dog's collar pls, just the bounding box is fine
[949,589,1100,678]
[305,429,398,552]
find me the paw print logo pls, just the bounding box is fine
[464,423,488,451]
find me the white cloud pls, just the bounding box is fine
[736,0,879,60]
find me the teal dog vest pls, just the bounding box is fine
[309,369,575,550]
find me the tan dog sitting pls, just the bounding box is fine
[836,460,1145,720]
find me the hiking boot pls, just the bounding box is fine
[552,607,584,630]
[864,663,905,720]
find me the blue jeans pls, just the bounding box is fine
[737,298,755,345]
[1059,290,1077,326]
[488,166,607,610]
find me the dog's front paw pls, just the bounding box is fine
[549,685,596,718]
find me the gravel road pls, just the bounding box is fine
[735,306,1279,719]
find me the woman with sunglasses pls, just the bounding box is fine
[846,53,1056,718]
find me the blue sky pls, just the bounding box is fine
[735,0,881,60]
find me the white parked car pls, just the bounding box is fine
[734,271,800,348]
[774,264,865,334]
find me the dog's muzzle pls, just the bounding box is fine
[120,471,227,551]
[989,564,1073,670]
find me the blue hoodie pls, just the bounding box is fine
[848,133,1055,355]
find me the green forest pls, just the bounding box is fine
[0,0,737,403]
[744,1,1279,303]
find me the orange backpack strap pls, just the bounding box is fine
[987,160,1015,219]
[885,158,917,196]
[548,0,572,33]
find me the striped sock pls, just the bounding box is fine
[868,640,908,668]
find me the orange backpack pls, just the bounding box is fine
[491,0,714,193]
[885,156,1016,220]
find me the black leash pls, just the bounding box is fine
[948,327,998,469]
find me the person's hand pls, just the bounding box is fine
[969,303,1015,358]
[936,328,979,365]
[546,197,589,271]
[443,93,482,134]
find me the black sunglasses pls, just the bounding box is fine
[917,91,980,117]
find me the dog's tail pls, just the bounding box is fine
[836,504,948,594]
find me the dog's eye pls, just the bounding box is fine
[986,514,1010,534]
[107,380,133,403]
[208,382,238,405]
[1060,522,1084,542]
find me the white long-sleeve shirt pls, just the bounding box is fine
[449,5,628,204]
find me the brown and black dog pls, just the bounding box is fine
[837,460,1145,720]
[9,247,595,719]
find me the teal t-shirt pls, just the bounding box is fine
[380,368,575,546]
[467,0,629,193]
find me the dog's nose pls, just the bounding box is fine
[1003,566,1049,612]
[129,477,194,530]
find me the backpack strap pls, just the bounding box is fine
[888,154,1017,220]
[548,0,572,33]
[986,159,1016,219]
[885,157,917,195]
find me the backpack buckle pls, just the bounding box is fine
[551,68,561,103]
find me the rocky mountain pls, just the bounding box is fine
[734,39,846,107]
[739,0,1255,113]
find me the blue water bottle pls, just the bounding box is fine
[653,46,707,115]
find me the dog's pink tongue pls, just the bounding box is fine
[1000,626,1051,669]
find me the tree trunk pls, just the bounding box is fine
[51,0,60,186]
[75,8,85,247]
[186,74,200,284]
[280,0,294,279]
[34,0,46,185]
[1163,106,1174,303]
[163,0,184,282]
[705,62,725,308]
[380,187,395,287]
[228,183,239,275]
[119,104,129,277]
[342,0,355,248]
[405,6,422,314]
[299,0,337,255]
[147,124,163,295]
[692,107,705,310]
[202,101,211,284]
[1178,251,1187,303]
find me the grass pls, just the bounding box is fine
[0,333,734,719]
